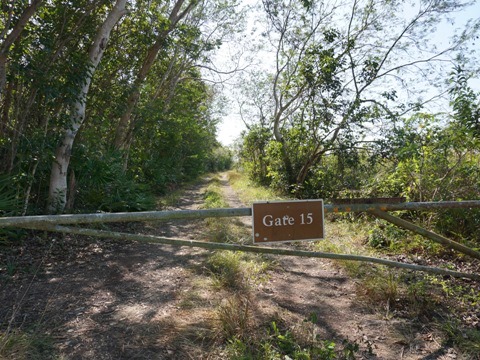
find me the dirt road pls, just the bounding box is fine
[0,175,457,359]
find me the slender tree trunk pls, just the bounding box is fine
[0,53,7,97]
[47,0,128,213]
[113,0,196,151]
[0,76,13,147]
[0,0,43,96]
[8,86,39,173]
[271,109,296,189]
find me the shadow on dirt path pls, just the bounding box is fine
[0,174,454,359]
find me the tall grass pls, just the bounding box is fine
[227,171,286,205]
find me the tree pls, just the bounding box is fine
[0,0,244,214]
[449,65,480,136]
[46,0,128,213]
[1,0,107,213]
[113,0,197,152]
[0,0,43,96]
[238,124,271,183]
[241,0,479,196]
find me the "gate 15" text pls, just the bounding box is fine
[262,213,314,227]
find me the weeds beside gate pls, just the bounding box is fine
[1,200,479,281]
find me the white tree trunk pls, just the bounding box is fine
[47,0,128,213]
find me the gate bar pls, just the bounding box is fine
[1,200,480,228]
[25,223,480,281]
[369,209,480,261]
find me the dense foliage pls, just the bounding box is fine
[239,68,480,241]
[236,0,480,242]
[0,0,236,214]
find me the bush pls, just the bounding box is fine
[0,175,20,216]
[367,222,408,249]
[73,151,155,212]
[368,116,480,243]
[207,146,233,172]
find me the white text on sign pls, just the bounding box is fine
[262,213,313,227]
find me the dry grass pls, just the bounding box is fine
[215,293,256,342]
[227,171,286,205]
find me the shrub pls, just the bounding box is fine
[73,151,155,212]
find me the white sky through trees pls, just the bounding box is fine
[214,0,480,146]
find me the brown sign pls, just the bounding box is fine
[252,200,324,244]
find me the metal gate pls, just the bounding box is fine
[1,200,479,280]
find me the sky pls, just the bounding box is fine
[215,99,246,147]
[213,0,480,147]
